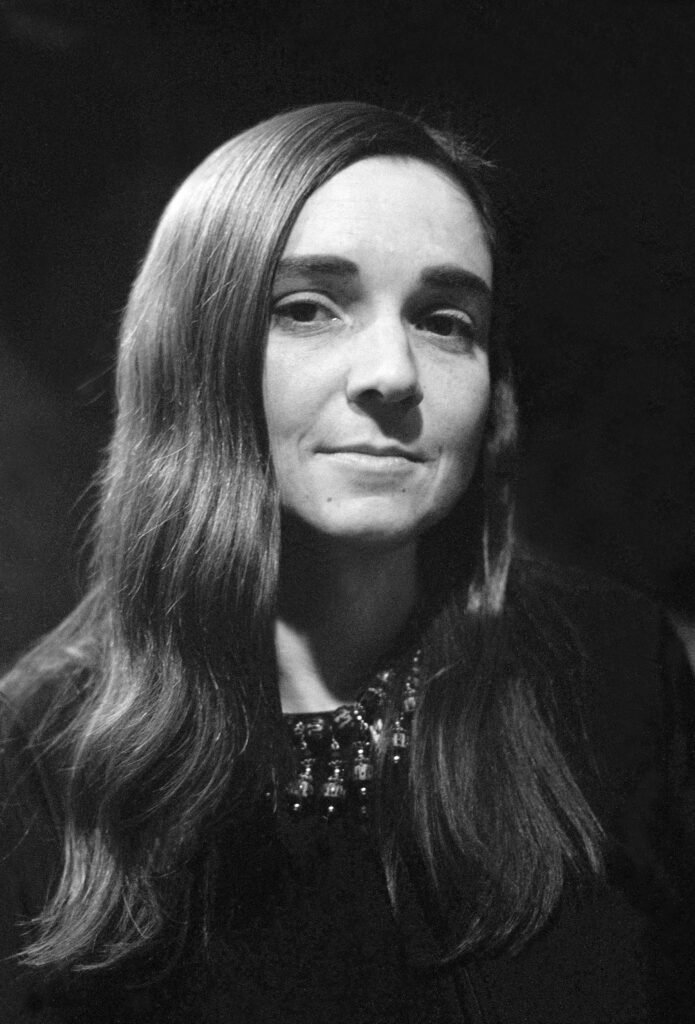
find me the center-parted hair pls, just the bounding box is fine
[5,102,602,971]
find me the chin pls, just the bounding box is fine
[315,509,440,551]
[283,492,465,551]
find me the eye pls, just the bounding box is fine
[270,296,341,333]
[414,310,476,346]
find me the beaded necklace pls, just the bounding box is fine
[283,649,422,821]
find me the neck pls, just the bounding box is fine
[275,527,419,713]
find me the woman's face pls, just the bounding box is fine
[263,155,492,550]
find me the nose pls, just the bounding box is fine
[345,315,423,409]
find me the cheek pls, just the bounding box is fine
[262,358,298,455]
[262,344,328,455]
[432,378,490,499]
[442,372,491,457]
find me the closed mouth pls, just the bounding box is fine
[323,446,424,462]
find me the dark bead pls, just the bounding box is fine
[360,686,387,720]
[304,715,332,755]
[325,760,346,784]
[369,718,384,744]
[319,776,347,819]
[402,691,418,714]
[351,779,373,819]
[286,774,314,803]
[351,710,371,740]
[321,801,344,820]
[289,719,306,742]
[333,705,360,743]
[354,781,372,801]
[351,757,373,782]
[286,799,308,817]
[390,725,409,766]
[298,755,315,776]
[321,778,346,802]
[392,726,409,749]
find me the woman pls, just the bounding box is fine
[1,102,692,1023]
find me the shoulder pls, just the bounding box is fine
[520,555,695,888]
[507,554,684,715]
[483,558,695,1020]
[509,553,695,825]
[509,553,663,651]
[512,548,693,704]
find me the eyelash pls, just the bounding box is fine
[270,295,341,334]
[270,295,477,346]
[414,310,475,344]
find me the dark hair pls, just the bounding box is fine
[4,101,602,970]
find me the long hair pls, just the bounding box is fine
[4,101,603,970]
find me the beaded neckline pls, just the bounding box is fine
[282,649,422,822]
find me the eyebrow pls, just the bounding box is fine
[274,255,491,299]
[420,265,491,300]
[275,255,359,278]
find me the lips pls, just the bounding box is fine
[321,444,424,462]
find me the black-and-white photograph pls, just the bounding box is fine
[1,2,694,1020]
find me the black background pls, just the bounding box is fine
[1,0,694,666]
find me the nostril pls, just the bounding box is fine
[396,386,423,410]
[351,392,424,443]
[354,382,423,413]
[355,384,422,407]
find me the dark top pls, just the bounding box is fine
[1,567,694,1023]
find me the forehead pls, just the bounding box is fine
[282,156,492,287]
